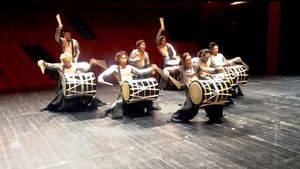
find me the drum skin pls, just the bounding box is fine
[122,81,130,102]
[188,81,203,105]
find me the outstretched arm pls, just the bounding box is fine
[130,65,154,76]
[97,65,117,83]
[163,65,179,77]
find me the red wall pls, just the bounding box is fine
[0,7,199,93]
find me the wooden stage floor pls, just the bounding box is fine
[0,76,299,169]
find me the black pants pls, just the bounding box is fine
[45,81,104,112]
[171,96,200,122]
[110,97,157,119]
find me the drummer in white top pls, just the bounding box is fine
[163,52,202,122]
[38,52,104,111]
[209,42,242,67]
[209,42,244,96]
[164,52,226,123]
[98,51,160,119]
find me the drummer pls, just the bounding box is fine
[164,52,226,123]
[194,49,235,104]
[209,42,242,67]
[209,42,244,96]
[163,52,201,122]
[192,49,223,77]
[97,51,160,119]
[38,52,104,112]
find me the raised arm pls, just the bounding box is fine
[155,28,164,45]
[55,26,63,43]
[73,40,80,63]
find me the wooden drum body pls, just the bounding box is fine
[121,78,159,103]
[188,79,232,106]
[62,72,96,99]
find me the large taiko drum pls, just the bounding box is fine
[121,78,159,103]
[61,72,96,99]
[223,65,248,85]
[188,79,232,106]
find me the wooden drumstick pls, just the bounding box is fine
[159,17,165,30]
[168,75,183,89]
[93,59,107,69]
[240,59,249,70]
[100,80,113,86]
[156,67,168,80]
[56,14,62,26]
[156,67,182,89]
[37,60,45,74]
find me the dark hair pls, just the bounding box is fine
[114,51,128,64]
[62,28,71,33]
[209,42,218,50]
[197,49,210,58]
[179,52,191,65]
[157,36,166,44]
[136,39,145,47]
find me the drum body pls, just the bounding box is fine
[224,65,248,85]
[121,78,159,103]
[62,72,96,99]
[188,79,232,106]
[210,73,235,87]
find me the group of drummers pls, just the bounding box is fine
[37,16,249,123]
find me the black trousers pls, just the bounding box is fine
[110,95,157,119]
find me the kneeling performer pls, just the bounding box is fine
[164,52,232,123]
[38,52,104,112]
[97,51,160,119]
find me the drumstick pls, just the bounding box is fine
[156,67,182,89]
[156,67,168,80]
[240,60,249,70]
[168,75,183,89]
[94,59,107,69]
[100,80,113,86]
[37,60,45,74]
[159,17,165,30]
[56,14,62,26]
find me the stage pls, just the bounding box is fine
[0,76,299,169]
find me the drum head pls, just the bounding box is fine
[189,81,203,105]
[122,82,130,102]
[61,75,66,96]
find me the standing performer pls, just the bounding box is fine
[55,14,80,63]
[164,52,225,123]
[98,51,160,119]
[156,18,180,67]
[38,52,103,112]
